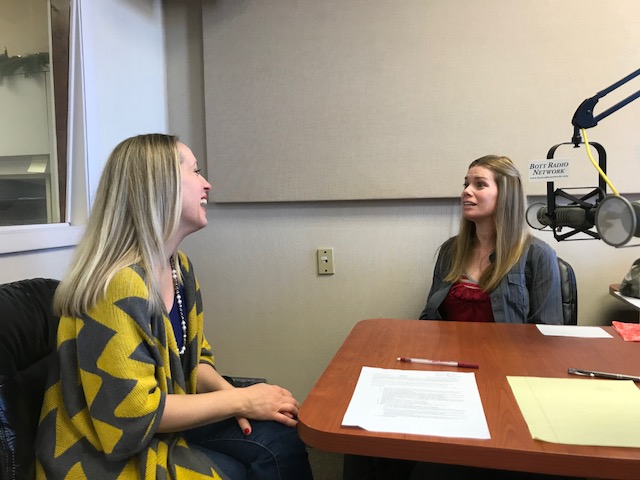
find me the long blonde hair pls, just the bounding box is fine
[445,155,531,292]
[54,134,182,317]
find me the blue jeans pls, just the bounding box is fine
[184,418,313,480]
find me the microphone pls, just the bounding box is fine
[595,195,640,247]
[526,202,596,231]
[528,196,640,247]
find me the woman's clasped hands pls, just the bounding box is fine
[235,383,300,435]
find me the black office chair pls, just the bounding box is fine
[557,257,578,325]
[0,278,60,480]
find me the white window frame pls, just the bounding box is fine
[0,0,87,255]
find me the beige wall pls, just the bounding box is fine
[165,1,640,401]
[200,0,640,202]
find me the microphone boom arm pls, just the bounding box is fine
[571,67,640,146]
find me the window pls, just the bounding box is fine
[0,0,69,226]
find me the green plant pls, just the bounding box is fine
[0,47,50,84]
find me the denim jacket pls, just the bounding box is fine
[419,236,563,324]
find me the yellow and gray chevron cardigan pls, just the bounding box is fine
[36,252,226,479]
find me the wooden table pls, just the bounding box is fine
[298,319,640,479]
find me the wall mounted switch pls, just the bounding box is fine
[317,248,335,275]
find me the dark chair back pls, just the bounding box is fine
[557,257,578,325]
[0,278,59,480]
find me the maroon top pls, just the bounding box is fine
[442,276,494,322]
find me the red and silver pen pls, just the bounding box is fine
[397,356,479,369]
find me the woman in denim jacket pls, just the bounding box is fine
[420,155,563,325]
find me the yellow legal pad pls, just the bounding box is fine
[507,376,640,448]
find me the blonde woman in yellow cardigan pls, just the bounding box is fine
[35,134,312,479]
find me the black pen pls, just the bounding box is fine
[567,368,640,382]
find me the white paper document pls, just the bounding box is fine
[536,324,612,338]
[342,366,490,439]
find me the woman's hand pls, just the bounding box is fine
[160,366,301,433]
[239,383,300,428]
